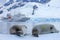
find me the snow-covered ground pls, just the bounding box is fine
[0,0,60,40]
[0,32,60,40]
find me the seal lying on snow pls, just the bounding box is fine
[10,25,27,36]
[32,24,59,37]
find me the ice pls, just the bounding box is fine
[0,10,3,14]
[1,13,30,22]
[7,4,19,11]
[16,0,22,2]
[23,0,30,2]
[32,5,38,15]
[4,0,14,6]
[31,0,39,2]
[0,0,7,5]
[40,0,51,4]
[0,0,60,18]
[7,2,25,11]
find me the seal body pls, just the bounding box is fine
[32,24,59,37]
[10,25,27,36]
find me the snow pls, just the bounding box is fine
[0,0,60,40]
[1,0,60,18]
[0,33,60,40]
[0,22,60,40]
[4,0,14,6]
